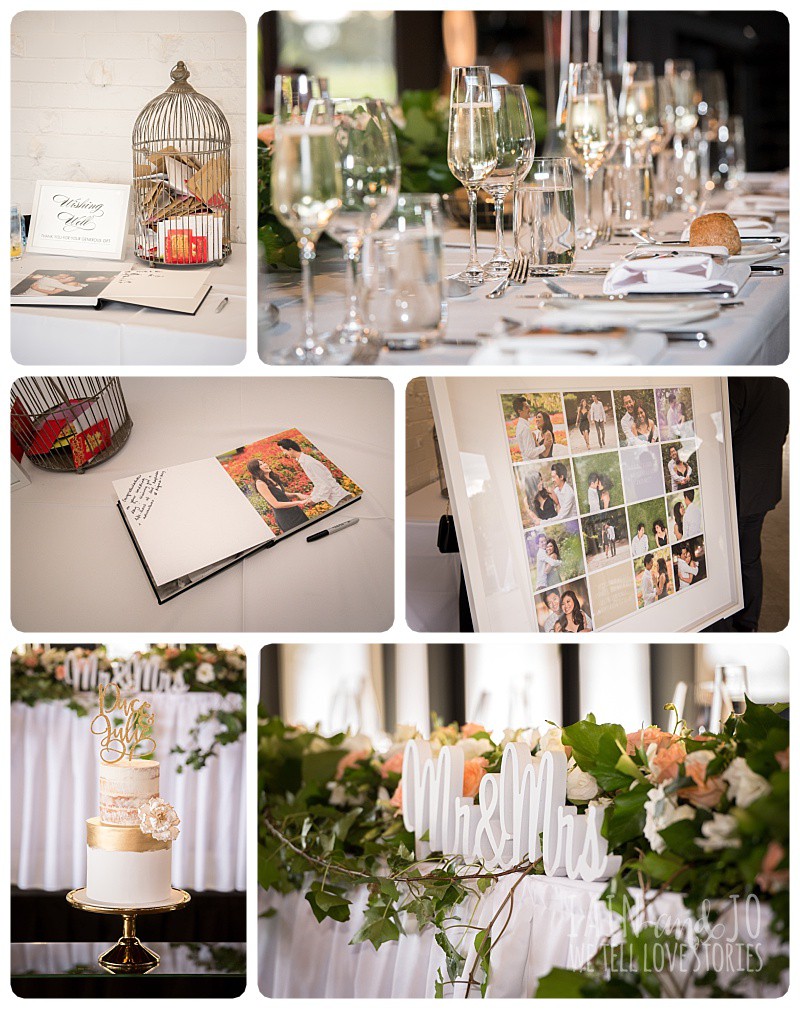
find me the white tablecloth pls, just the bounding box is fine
[260,877,784,997]
[260,188,789,367]
[11,693,245,892]
[11,376,394,632]
[11,245,246,366]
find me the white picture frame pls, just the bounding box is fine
[428,375,743,633]
[27,180,131,260]
[11,457,30,492]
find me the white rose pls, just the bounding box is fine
[138,796,180,842]
[697,812,741,852]
[643,785,696,853]
[457,736,493,760]
[195,662,216,684]
[307,737,330,753]
[341,733,373,753]
[499,727,541,750]
[590,796,613,810]
[722,757,771,809]
[539,727,566,754]
[566,761,599,802]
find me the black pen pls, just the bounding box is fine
[307,517,359,542]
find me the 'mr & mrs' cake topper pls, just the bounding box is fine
[90,683,156,764]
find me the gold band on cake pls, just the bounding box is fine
[86,816,171,853]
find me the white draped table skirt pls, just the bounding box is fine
[12,694,246,892]
[260,875,783,998]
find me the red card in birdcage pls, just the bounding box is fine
[164,229,209,265]
[71,417,112,469]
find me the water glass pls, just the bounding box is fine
[11,205,24,259]
[362,193,446,349]
[602,140,654,232]
[515,158,575,276]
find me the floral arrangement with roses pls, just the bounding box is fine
[259,699,788,998]
[11,645,246,772]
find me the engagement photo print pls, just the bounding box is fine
[656,387,696,441]
[499,383,709,631]
[662,441,699,493]
[216,429,362,538]
[563,391,617,454]
[581,508,630,573]
[515,459,578,528]
[525,521,584,592]
[613,389,660,447]
[501,392,569,463]
[534,577,593,633]
[572,451,623,515]
[10,270,117,301]
[672,535,708,591]
[634,547,675,608]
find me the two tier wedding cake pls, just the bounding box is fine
[85,684,180,906]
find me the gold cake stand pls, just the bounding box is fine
[66,887,191,974]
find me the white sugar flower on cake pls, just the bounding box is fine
[137,796,181,842]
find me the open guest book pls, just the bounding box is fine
[11,266,211,314]
[113,428,363,603]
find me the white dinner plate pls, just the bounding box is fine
[532,298,721,328]
[470,330,666,365]
[729,242,781,265]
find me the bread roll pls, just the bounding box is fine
[689,212,742,255]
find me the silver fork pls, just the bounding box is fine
[486,255,530,299]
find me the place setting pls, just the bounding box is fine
[258,23,789,366]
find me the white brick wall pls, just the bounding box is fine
[10,10,247,243]
[406,378,441,495]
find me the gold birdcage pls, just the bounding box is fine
[132,61,231,266]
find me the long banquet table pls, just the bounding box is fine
[260,876,785,998]
[260,180,789,367]
[11,693,246,892]
[11,244,246,366]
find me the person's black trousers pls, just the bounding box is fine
[706,511,767,632]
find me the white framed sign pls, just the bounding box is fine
[428,375,743,633]
[27,180,130,260]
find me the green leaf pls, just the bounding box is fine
[602,784,650,848]
[350,916,400,950]
[304,883,352,923]
[534,967,590,998]
[434,930,466,982]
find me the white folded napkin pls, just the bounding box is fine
[726,195,789,215]
[603,254,739,294]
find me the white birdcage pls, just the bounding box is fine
[132,61,231,266]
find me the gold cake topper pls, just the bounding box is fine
[90,683,156,763]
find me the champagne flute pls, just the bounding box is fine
[618,62,661,151]
[325,98,400,349]
[664,59,699,137]
[271,79,343,364]
[480,84,535,277]
[565,64,618,244]
[447,66,497,286]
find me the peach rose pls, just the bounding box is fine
[389,782,403,813]
[627,727,677,756]
[756,841,789,894]
[676,750,725,808]
[24,655,38,668]
[650,740,687,783]
[334,748,370,781]
[461,723,486,738]
[380,750,405,778]
[164,647,180,660]
[462,757,489,798]
[775,747,789,771]
[55,665,66,681]
[258,122,275,146]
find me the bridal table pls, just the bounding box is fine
[10,376,394,632]
[11,244,246,366]
[260,181,789,367]
[11,693,246,892]
[260,878,785,998]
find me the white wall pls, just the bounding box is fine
[10,10,246,242]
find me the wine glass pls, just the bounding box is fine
[480,84,535,277]
[447,66,498,286]
[270,79,343,364]
[618,62,661,151]
[325,98,400,350]
[661,60,701,212]
[664,59,699,138]
[565,64,618,245]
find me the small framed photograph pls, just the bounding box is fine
[27,181,131,260]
